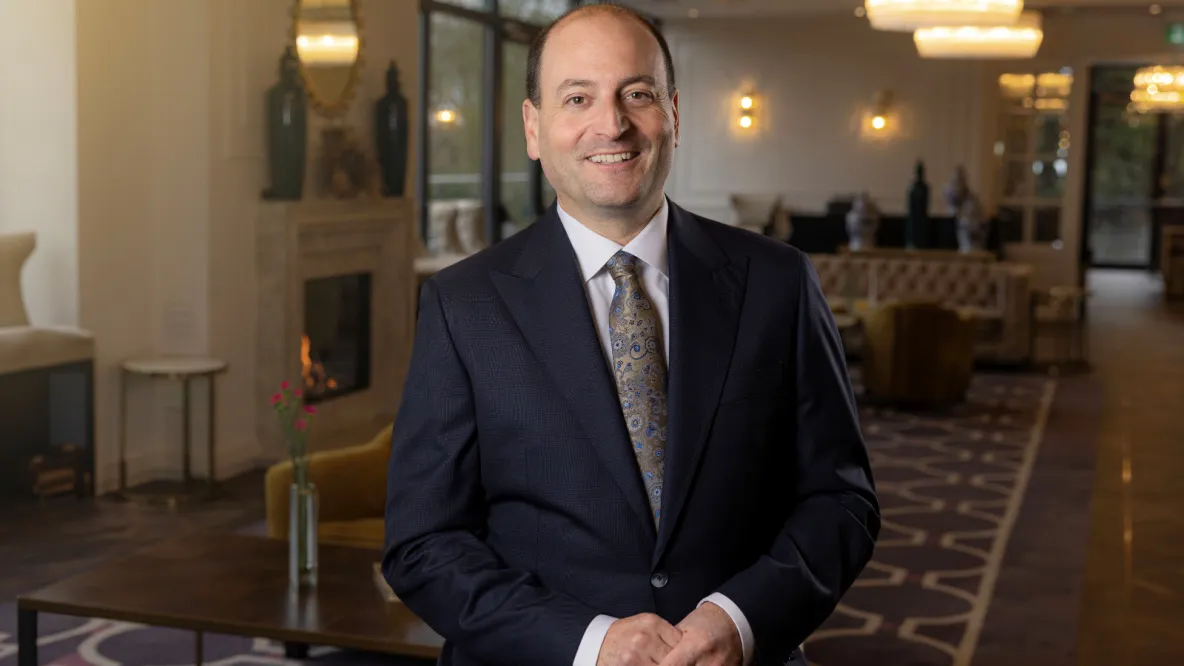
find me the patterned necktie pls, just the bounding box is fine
[605,250,667,526]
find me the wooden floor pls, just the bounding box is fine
[1075,269,1184,666]
[1,268,1182,666]
[0,470,265,601]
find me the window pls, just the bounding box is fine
[420,0,574,246]
[418,0,659,245]
[993,68,1074,243]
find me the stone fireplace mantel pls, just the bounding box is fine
[256,198,416,457]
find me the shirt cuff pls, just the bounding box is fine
[700,592,756,665]
[573,614,618,666]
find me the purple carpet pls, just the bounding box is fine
[803,371,1096,666]
[1,372,1097,666]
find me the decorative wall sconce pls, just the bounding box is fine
[864,89,895,136]
[737,92,757,130]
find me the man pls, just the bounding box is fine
[383,5,879,666]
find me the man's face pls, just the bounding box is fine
[523,13,679,219]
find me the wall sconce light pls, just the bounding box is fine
[737,92,757,130]
[860,89,899,139]
[871,89,893,131]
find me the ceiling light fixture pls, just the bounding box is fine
[864,0,1023,32]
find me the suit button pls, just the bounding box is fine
[650,571,668,588]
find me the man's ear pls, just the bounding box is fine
[523,98,540,161]
[671,88,680,148]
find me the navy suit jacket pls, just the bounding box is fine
[383,202,879,666]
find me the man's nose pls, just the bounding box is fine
[591,97,629,139]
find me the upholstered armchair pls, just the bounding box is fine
[861,300,975,407]
[264,423,392,551]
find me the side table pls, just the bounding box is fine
[118,356,228,506]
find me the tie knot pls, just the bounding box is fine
[605,250,639,282]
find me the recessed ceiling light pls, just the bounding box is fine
[688,8,700,18]
[1151,4,1163,15]
[854,6,867,18]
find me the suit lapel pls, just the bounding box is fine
[654,204,747,564]
[491,209,658,541]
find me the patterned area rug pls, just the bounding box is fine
[0,372,1058,666]
[804,371,1057,666]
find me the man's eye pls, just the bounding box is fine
[626,91,654,101]
[566,96,586,106]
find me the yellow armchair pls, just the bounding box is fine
[861,300,975,408]
[264,423,392,551]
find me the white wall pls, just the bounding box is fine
[664,14,988,221]
[76,0,215,488]
[663,10,1178,287]
[0,0,78,327]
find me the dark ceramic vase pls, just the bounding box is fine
[375,60,410,198]
[906,160,930,249]
[262,47,307,201]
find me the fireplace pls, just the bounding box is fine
[302,273,372,404]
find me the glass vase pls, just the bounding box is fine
[288,481,318,589]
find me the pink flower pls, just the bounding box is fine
[294,418,307,431]
[294,389,303,398]
[302,405,316,414]
[270,393,282,405]
[280,381,289,390]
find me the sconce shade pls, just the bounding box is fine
[865,0,1022,32]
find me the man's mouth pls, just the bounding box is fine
[587,151,639,164]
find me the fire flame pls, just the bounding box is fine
[300,334,338,393]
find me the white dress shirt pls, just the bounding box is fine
[557,199,756,666]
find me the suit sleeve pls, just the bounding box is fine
[715,254,880,665]
[382,278,602,666]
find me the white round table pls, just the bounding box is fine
[118,356,228,505]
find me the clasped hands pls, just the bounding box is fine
[596,602,743,666]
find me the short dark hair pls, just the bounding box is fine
[526,3,676,108]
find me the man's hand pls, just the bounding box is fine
[658,602,743,666]
[597,613,683,666]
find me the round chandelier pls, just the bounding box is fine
[914,10,1043,59]
[1129,65,1184,113]
[865,0,1023,32]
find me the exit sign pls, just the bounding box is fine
[1168,22,1184,45]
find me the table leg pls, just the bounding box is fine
[284,642,310,659]
[18,607,37,666]
[119,370,128,495]
[182,376,192,485]
[207,376,217,496]
[195,630,203,665]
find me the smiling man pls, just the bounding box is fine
[382,5,879,666]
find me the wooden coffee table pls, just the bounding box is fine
[15,531,443,665]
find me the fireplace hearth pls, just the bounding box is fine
[302,273,372,404]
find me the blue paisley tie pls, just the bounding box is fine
[605,250,667,526]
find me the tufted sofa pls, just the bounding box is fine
[809,253,1032,364]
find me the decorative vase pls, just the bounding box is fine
[375,59,410,198]
[906,160,930,250]
[263,47,307,201]
[288,481,318,589]
[845,192,880,251]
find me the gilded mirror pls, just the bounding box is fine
[293,0,364,117]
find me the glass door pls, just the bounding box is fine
[1084,65,1159,268]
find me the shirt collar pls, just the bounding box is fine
[556,197,669,284]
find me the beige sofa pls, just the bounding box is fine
[809,253,1032,364]
[0,232,95,497]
